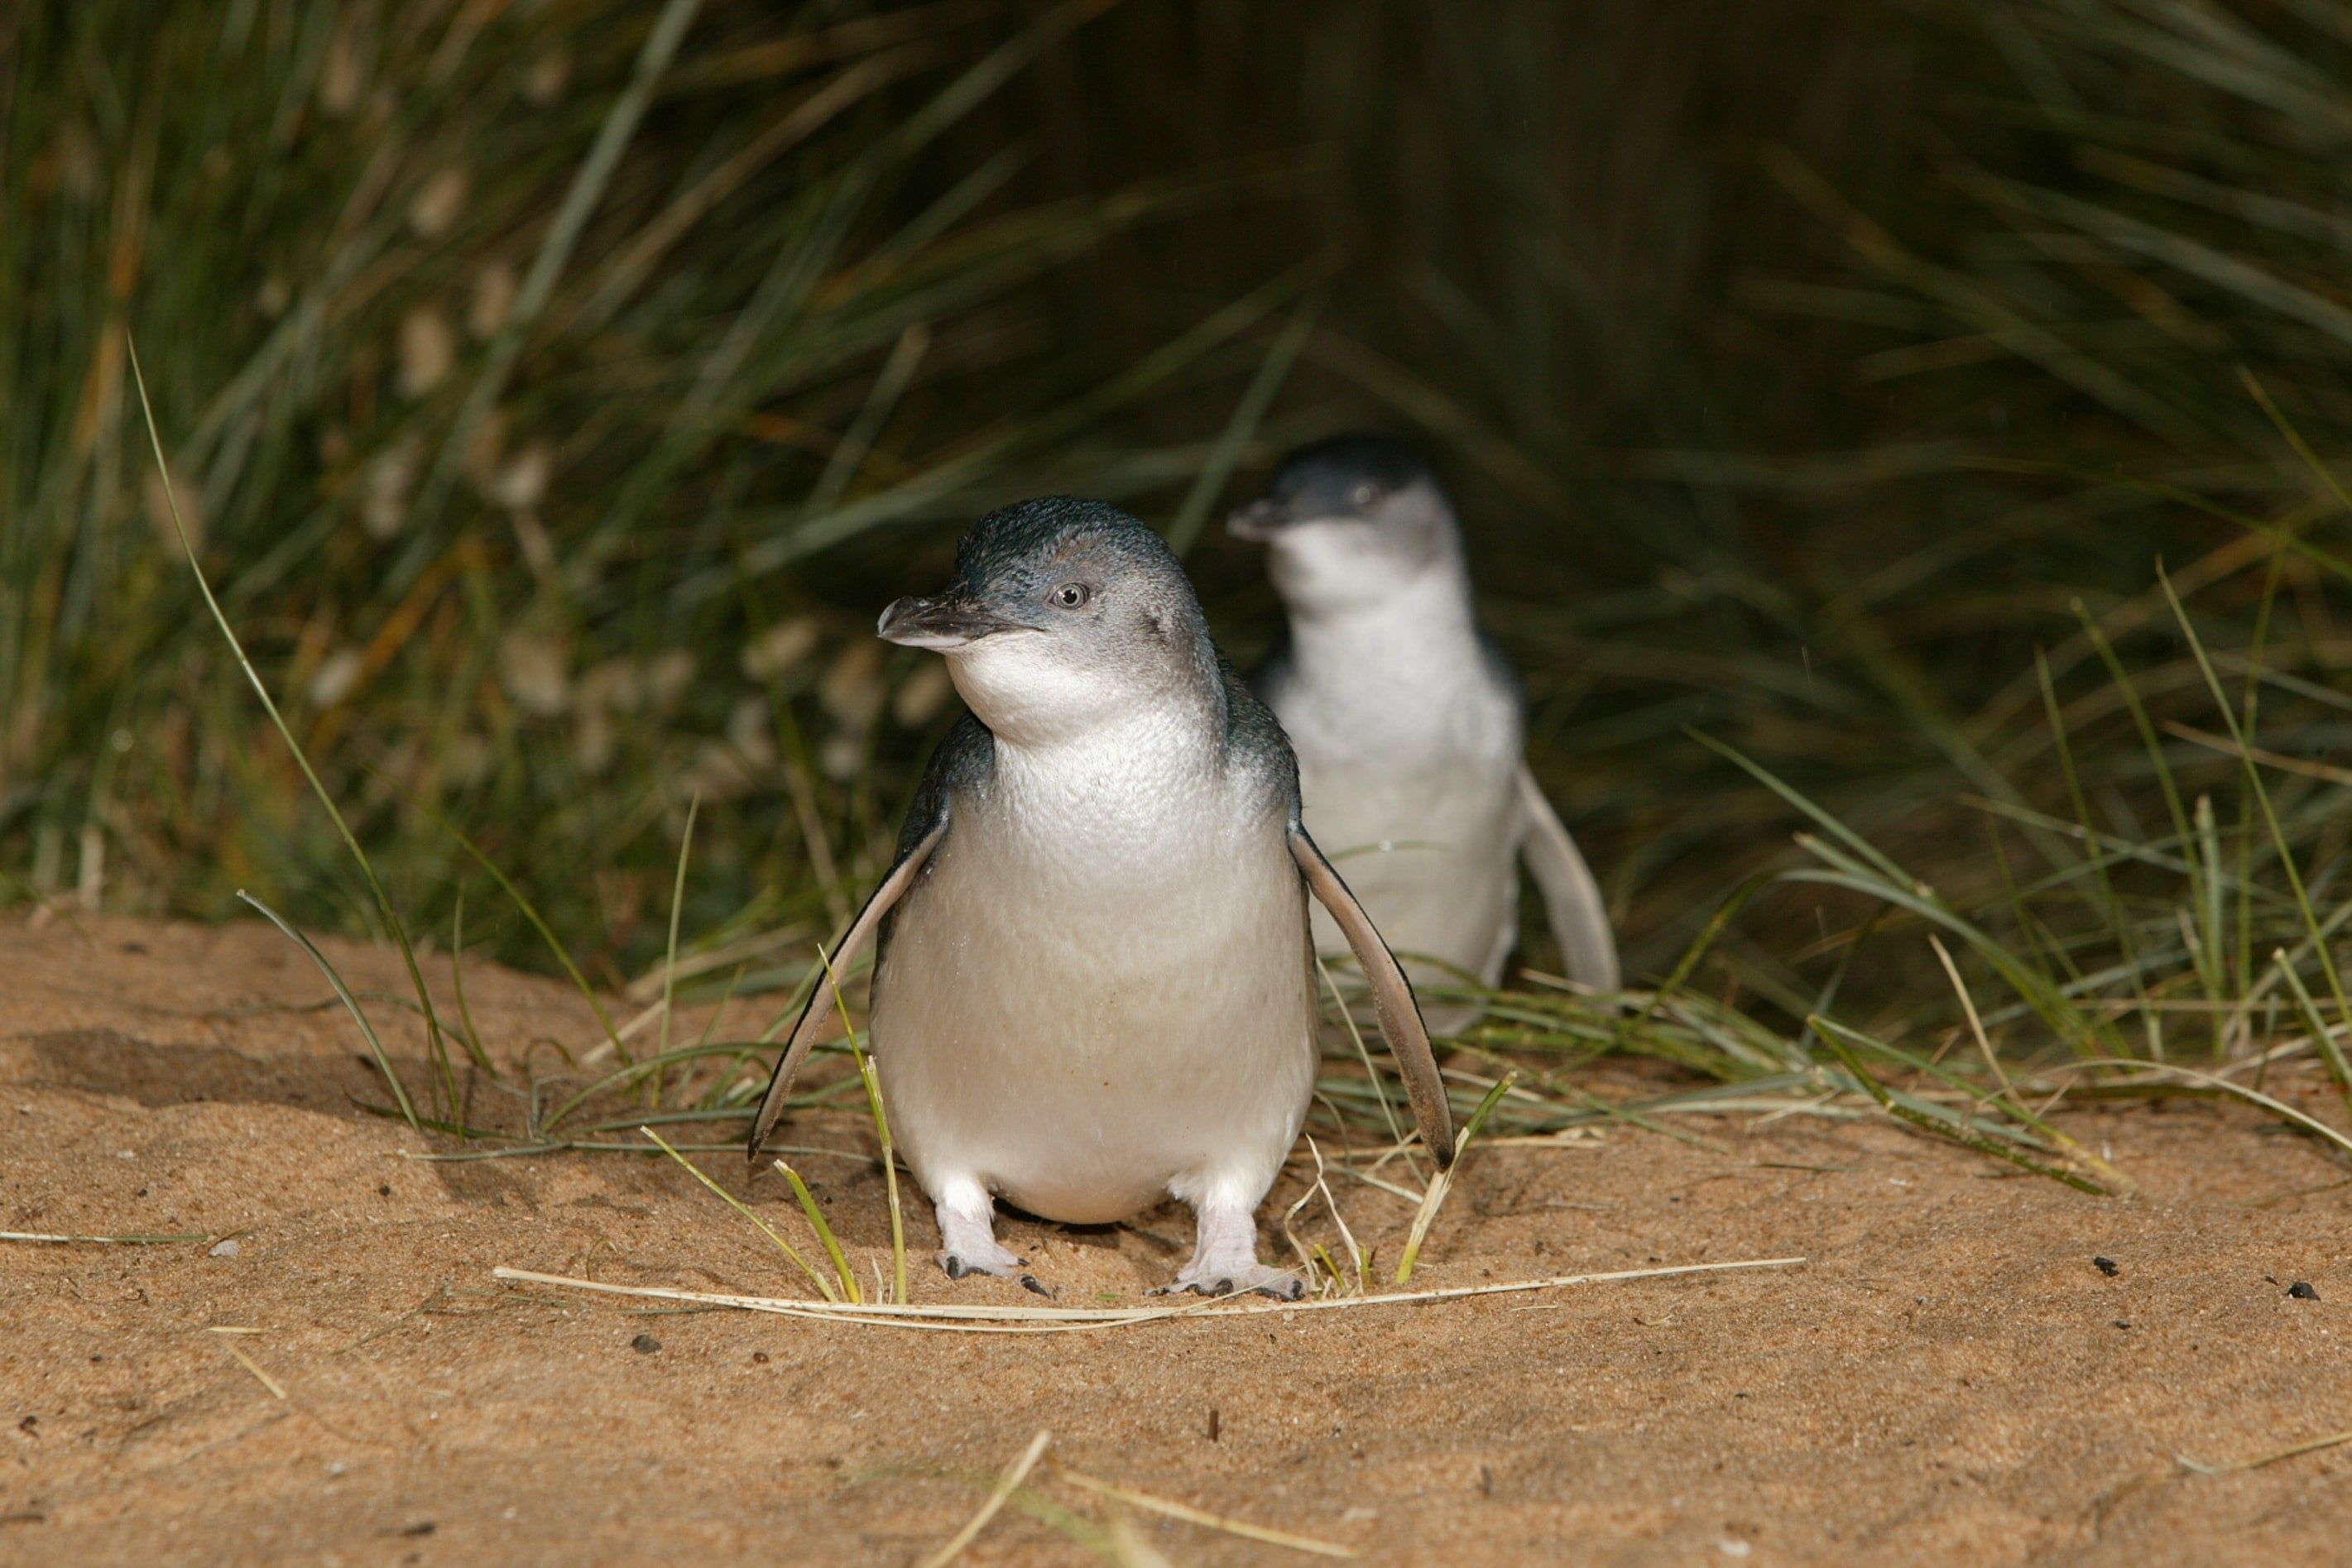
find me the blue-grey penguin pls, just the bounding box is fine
[1229,435,1620,1031]
[748,497,1453,1299]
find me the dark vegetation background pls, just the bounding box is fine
[7,0,2350,1085]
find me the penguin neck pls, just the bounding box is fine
[1283,562,1488,702]
[969,650,1233,814]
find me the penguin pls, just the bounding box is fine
[1228,434,1619,1033]
[748,496,1453,1299]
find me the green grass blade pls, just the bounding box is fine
[655,795,702,1101]
[128,338,463,1110]
[2162,567,2352,1037]
[1165,296,1321,556]
[447,885,495,1077]
[775,1158,862,1305]
[815,939,908,1305]
[640,1126,837,1302]
[398,0,710,574]
[1812,1018,2108,1194]
[377,774,629,1065]
[1395,1072,1514,1285]
[237,890,417,1128]
[2271,950,2352,1120]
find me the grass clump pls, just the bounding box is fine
[29,0,2352,1263]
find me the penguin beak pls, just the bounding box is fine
[1225,497,1292,542]
[877,591,1025,650]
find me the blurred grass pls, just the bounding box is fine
[12,0,2352,1177]
[0,0,1295,980]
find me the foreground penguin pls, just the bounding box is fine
[1230,435,1619,1031]
[748,497,1453,1298]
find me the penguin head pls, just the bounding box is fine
[1228,434,1460,616]
[878,497,1210,743]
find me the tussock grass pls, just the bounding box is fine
[32,0,2352,1336]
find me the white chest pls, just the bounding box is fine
[1269,588,1526,990]
[868,731,1318,1222]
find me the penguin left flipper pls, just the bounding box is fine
[1515,764,1620,995]
[1287,822,1458,1168]
[746,816,948,1163]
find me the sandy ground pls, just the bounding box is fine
[3,913,2350,1566]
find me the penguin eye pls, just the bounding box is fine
[1350,482,1383,509]
[1049,582,1091,609]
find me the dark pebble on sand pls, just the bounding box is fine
[2094,1256,2119,1277]
[2289,1281,2321,1301]
[631,1334,661,1354]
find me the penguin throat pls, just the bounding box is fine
[1284,565,1486,694]
[947,639,1220,755]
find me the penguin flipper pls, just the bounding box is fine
[746,817,947,1163]
[1515,764,1620,995]
[1287,822,1458,1169]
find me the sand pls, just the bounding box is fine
[4,911,2350,1565]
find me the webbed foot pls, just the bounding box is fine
[932,1177,1027,1283]
[1159,1262,1306,1301]
[938,1239,1026,1280]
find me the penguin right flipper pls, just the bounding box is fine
[1515,764,1620,995]
[1287,822,1459,1168]
[746,814,947,1164]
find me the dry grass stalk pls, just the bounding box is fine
[2177,1427,2352,1477]
[1055,1467,1359,1559]
[2,1231,209,1245]
[921,1429,1053,1568]
[490,1256,1805,1335]
[218,1341,287,1400]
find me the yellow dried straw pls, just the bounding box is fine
[2179,1425,2352,1476]
[218,1341,287,1400]
[1056,1468,1358,1559]
[489,1255,1806,1335]
[921,1429,1052,1568]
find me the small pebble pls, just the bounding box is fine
[631,1333,661,1355]
[750,1351,769,1365]
[401,1522,436,1537]
[378,1184,392,1197]
[2094,1256,2119,1277]
[2114,1320,2130,1330]
[2289,1281,2321,1301]
[209,1239,239,1259]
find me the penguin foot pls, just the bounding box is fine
[932,1180,1025,1281]
[937,1241,1026,1281]
[1159,1264,1305,1302]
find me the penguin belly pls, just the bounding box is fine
[1291,746,1519,1001]
[871,803,1319,1225]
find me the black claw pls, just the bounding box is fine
[943,1255,969,1280]
[1214,1277,1235,1297]
[1020,1274,1052,1297]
